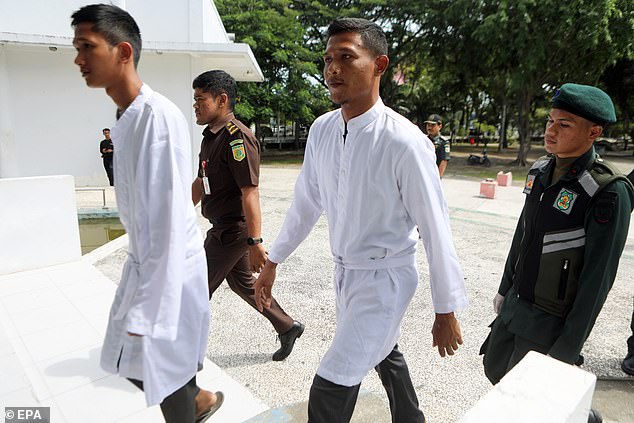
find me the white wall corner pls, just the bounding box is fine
[0,175,82,275]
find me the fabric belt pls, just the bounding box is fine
[210,215,245,225]
[332,253,416,270]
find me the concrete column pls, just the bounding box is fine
[0,45,18,178]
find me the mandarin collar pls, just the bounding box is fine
[560,146,596,180]
[112,83,152,138]
[337,98,385,133]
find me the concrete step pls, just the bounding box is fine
[244,389,391,423]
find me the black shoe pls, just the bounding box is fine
[622,353,634,376]
[588,408,602,423]
[272,321,304,361]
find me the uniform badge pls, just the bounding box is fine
[229,139,243,147]
[232,144,246,161]
[444,144,450,153]
[523,175,536,194]
[553,188,578,215]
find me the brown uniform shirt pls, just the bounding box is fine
[197,114,260,221]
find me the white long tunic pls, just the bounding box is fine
[100,84,210,406]
[268,99,468,386]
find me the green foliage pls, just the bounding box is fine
[216,0,331,126]
[216,0,634,159]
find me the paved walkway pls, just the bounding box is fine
[4,165,633,422]
[92,166,634,422]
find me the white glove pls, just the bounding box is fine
[493,293,504,314]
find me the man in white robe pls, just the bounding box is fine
[255,18,468,423]
[71,5,222,422]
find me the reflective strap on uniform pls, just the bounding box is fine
[578,170,600,197]
[542,237,586,254]
[543,228,585,243]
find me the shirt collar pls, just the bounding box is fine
[337,98,385,132]
[203,112,235,136]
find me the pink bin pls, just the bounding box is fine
[497,171,513,187]
[480,179,496,199]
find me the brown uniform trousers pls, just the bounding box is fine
[204,220,294,334]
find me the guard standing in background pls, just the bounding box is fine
[424,114,450,177]
[99,128,114,186]
[191,70,304,362]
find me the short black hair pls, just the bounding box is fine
[192,70,237,111]
[326,18,388,57]
[71,4,142,68]
[102,128,110,132]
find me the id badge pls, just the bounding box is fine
[202,176,211,195]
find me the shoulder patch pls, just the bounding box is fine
[231,144,246,161]
[530,155,552,171]
[594,191,617,224]
[229,139,244,146]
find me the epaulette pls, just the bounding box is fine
[226,120,240,135]
[589,156,634,194]
[529,155,552,171]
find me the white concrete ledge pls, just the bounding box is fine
[0,175,81,275]
[460,351,596,423]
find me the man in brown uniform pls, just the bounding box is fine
[191,70,304,361]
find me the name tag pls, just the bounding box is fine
[202,176,211,195]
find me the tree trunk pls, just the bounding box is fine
[512,91,532,166]
[500,101,508,149]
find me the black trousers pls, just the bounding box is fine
[627,302,634,354]
[129,376,199,423]
[307,345,425,423]
[481,316,550,385]
[103,156,114,186]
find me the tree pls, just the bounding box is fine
[471,0,634,165]
[216,0,330,134]
[601,59,634,151]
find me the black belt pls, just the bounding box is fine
[210,216,245,225]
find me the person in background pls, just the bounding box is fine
[424,114,450,177]
[99,127,114,186]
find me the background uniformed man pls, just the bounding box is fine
[480,83,634,423]
[424,114,450,177]
[622,169,634,376]
[99,127,114,186]
[191,70,304,361]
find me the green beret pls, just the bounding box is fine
[551,83,616,125]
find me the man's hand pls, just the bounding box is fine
[431,312,463,357]
[248,243,267,273]
[254,260,277,312]
[493,293,504,314]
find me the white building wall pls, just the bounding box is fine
[1,43,208,185]
[0,0,257,184]
[0,0,228,44]
[0,175,81,275]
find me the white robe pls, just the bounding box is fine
[100,84,210,406]
[268,99,468,386]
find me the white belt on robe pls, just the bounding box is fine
[113,255,141,320]
[332,253,415,270]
